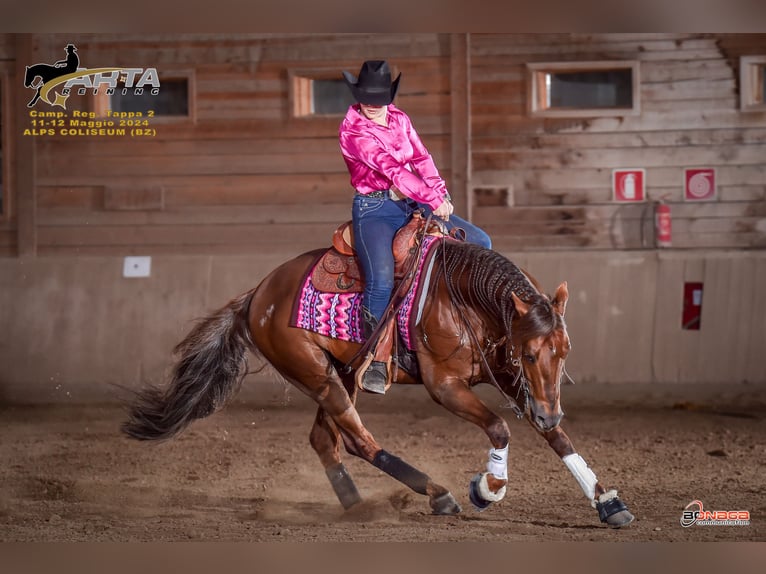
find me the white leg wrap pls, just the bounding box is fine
[562,453,598,500]
[477,472,506,502]
[486,444,509,480]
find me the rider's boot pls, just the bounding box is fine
[357,307,394,395]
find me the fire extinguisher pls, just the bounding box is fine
[655,200,672,248]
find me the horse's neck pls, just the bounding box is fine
[506,267,542,306]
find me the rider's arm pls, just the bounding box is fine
[404,116,450,203]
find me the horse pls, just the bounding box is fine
[121,232,635,528]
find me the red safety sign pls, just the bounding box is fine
[613,169,646,202]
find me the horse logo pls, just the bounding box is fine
[24,44,80,108]
[24,45,159,110]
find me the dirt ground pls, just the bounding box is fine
[0,379,763,542]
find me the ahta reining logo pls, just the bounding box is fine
[24,43,160,109]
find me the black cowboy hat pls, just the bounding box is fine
[342,60,401,106]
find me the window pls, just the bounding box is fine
[527,61,640,118]
[290,69,356,117]
[94,70,194,120]
[740,56,766,112]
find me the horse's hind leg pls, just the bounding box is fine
[264,344,460,515]
[317,381,460,515]
[309,407,361,509]
[538,424,635,528]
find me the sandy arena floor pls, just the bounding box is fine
[0,380,763,542]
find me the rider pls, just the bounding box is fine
[339,60,492,394]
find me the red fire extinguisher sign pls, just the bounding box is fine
[655,201,672,248]
[612,169,646,202]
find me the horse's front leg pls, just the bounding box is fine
[539,424,635,528]
[427,379,512,511]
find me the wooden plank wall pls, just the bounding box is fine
[3,34,766,255]
[470,33,766,252]
[9,33,451,256]
[2,250,764,399]
[0,34,15,253]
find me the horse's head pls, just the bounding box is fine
[510,281,570,432]
[24,66,36,88]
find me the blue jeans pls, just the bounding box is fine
[352,194,491,322]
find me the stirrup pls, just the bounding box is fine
[360,361,387,394]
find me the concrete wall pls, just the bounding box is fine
[2,249,764,403]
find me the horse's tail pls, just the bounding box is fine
[121,289,257,441]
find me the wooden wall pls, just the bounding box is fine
[2,33,765,255]
[469,33,766,251]
[0,33,15,245]
[2,250,765,403]
[2,33,451,257]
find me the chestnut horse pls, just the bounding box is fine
[122,238,634,528]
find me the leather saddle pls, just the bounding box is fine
[311,211,445,294]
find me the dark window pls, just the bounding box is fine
[548,69,633,109]
[312,79,355,115]
[111,77,189,116]
[291,71,358,118]
[528,61,640,118]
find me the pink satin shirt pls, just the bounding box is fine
[338,104,448,210]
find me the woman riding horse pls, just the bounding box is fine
[339,60,491,394]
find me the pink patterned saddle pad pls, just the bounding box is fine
[290,235,439,350]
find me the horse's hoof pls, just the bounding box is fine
[606,509,635,528]
[595,491,635,528]
[468,473,492,511]
[430,492,462,515]
[468,472,506,512]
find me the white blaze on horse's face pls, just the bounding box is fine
[512,282,570,432]
[524,330,571,431]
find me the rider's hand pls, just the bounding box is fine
[433,199,453,220]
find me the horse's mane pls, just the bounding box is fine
[436,240,562,340]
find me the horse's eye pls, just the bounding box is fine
[523,353,536,364]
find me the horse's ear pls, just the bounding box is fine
[511,292,529,317]
[552,281,569,316]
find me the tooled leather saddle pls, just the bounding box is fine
[311,211,445,294]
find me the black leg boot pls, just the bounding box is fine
[360,307,388,394]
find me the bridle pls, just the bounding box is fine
[480,336,530,418]
[430,221,575,418]
[444,291,575,420]
[480,331,576,418]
